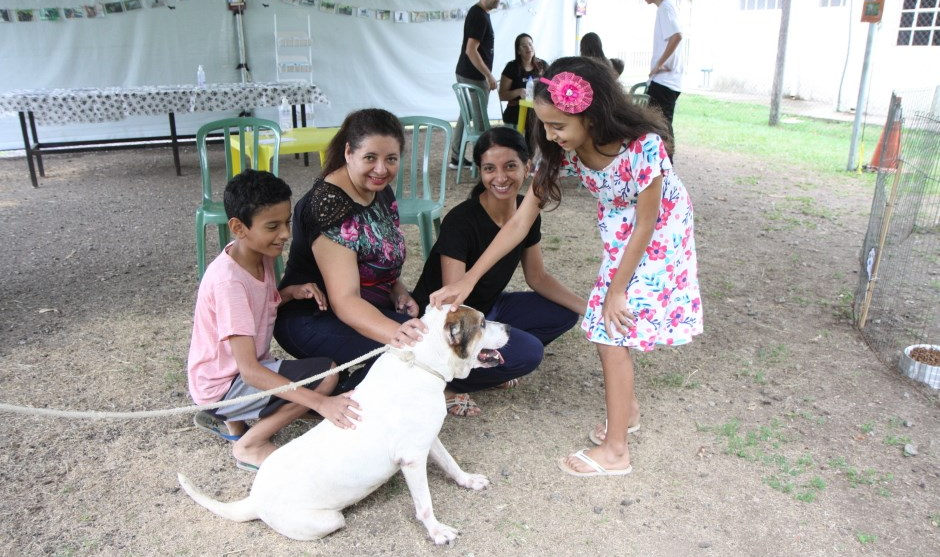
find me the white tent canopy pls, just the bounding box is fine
[0,0,579,150]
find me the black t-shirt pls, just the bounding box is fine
[500,58,545,125]
[412,194,541,315]
[455,4,494,80]
[278,179,404,315]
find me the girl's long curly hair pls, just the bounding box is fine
[531,56,673,209]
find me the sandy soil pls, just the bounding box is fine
[0,138,938,557]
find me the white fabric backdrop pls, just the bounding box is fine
[0,0,576,150]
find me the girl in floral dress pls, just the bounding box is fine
[431,57,702,476]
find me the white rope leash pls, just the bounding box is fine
[0,346,390,420]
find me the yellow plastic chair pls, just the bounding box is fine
[629,81,651,107]
[396,116,453,261]
[452,82,492,183]
[195,117,281,279]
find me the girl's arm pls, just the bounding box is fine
[603,176,663,337]
[520,244,587,315]
[313,236,426,345]
[430,186,541,309]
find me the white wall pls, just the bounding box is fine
[580,0,939,113]
[0,0,576,150]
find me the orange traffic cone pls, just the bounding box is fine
[869,120,901,171]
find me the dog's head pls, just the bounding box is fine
[415,305,510,382]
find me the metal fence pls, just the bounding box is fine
[854,89,940,369]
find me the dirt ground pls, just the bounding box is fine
[1,136,938,557]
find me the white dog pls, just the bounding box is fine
[178,305,510,545]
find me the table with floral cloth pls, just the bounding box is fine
[0,82,329,187]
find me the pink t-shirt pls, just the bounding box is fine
[187,246,280,405]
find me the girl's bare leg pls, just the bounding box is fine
[562,344,635,473]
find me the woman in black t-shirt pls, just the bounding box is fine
[412,127,584,416]
[498,33,547,133]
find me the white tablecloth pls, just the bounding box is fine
[0,82,329,125]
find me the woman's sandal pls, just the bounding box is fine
[496,378,520,390]
[589,420,641,446]
[445,393,482,417]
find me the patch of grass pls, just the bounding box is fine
[832,286,855,320]
[676,95,878,180]
[828,457,894,489]
[883,435,911,446]
[929,513,940,528]
[856,532,877,545]
[859,422,874,434]
[543,235,562,251]
[163,369,186,389]
[649,371,700,389]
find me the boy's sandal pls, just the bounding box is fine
[445,393,482,417]
[589,420,641,446]
[496,378,520,390]
[234,459,259,473]
[194,411,245,442]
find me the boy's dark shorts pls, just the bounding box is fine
[209,357,332,422]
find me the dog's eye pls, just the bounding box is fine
[480,319,486,329]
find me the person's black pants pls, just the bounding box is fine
[647,81,681,144]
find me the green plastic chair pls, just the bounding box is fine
[195,117,282,279]
[452,82,492,183]
[629,81,651,107]
[396,116,453,261]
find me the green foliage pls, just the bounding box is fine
[676,95,877,180]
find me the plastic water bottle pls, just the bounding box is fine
[525,76,534,100]
[196,65,206,87]
[278,97,292,132]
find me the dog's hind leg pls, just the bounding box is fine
[399,453,458,545]
[261,508,346,541]
[428,437,490,490]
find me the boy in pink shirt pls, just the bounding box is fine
[188,169,361,472]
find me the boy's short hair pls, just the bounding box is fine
[223,169,292,228]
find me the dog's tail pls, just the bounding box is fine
[177,472,259,522]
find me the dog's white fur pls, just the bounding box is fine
[178,306,510,544]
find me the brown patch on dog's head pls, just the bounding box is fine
[443,307,484,360]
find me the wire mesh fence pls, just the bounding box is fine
[854,89,940,371]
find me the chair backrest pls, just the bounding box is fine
[452,83,492,138]
[628,81,651,107]
[195,117,281,205]
[396,116,453,205]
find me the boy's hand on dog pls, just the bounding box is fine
[391,318,428,348]
[319,391,362,429]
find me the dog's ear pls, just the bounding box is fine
[445,321,470,359]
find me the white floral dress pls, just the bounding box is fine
[561,133,703,349]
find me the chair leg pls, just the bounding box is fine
[196,217,207,280]
[274,254,284,283]
[217,224,230,251]
[418,212,434,261]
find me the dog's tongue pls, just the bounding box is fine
[477,349,504,366]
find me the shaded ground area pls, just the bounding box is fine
[0,138,938,556]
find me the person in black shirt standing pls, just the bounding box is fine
[449,0,500,169]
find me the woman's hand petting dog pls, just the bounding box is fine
[391,318,428,348]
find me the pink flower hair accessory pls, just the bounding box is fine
[539,72,594,114]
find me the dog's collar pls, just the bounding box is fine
[389,347,447,383]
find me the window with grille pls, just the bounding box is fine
[819,0,847,6]
[898,0,940,46]
[740,0,781,10]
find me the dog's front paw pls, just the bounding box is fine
[456,473,490,491]
[428,522,459,545]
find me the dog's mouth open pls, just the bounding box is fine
[476,349,504,367]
